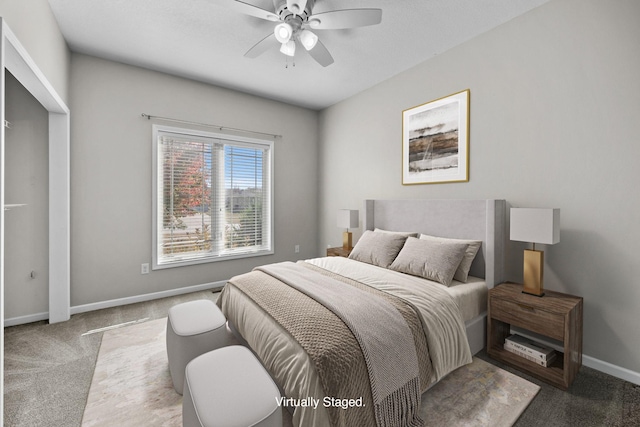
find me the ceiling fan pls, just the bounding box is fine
[230,0,382,67]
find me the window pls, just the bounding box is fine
[152,125,273,269]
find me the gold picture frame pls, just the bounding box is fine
[402,89,470,185]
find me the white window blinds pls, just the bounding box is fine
[152,126,273,269]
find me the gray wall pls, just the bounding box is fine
[69,54,318,306]
[4,72,49,319]
[0,0,70,103]
[318,0,640,374]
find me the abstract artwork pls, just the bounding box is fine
[402,90,469,184]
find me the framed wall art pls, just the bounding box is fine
[402,89,469,185]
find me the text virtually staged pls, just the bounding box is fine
[275,396,365,410]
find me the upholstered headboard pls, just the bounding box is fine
[363,199,506,287]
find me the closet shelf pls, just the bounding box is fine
[4,204,27,211]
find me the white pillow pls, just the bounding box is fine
[419,234,481,282]
[389,237,468,286]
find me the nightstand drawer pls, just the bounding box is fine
[490,298,564,340]
[326,247,351,257]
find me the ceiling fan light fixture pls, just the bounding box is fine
[234,0,382,67]
[299,29,318,51]
[280,40,296,57]
[274,23,293,43]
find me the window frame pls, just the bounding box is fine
[151,124,274,270]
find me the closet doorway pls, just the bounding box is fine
[1,21,70,325]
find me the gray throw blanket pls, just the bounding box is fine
[256,262,423,427]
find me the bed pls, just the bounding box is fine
[217,199,506,427]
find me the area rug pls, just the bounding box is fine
[82,318,539,427]
[82,318,181,426]
[420,356,540,426]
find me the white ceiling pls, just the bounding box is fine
[47,0,549,110]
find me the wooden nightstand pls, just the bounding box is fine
[326,247,352,257]
[487,282,583,390]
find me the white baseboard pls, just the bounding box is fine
[70,280,226,315]
[4,312,49,327]
[4,280,226,327]
[583,354,640,386]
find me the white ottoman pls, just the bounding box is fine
[166,299,236,394]
[183,346,282,427]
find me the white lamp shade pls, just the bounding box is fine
[337,209,359,229]
[510,208,560,245]
[274,23,293,43]
[299,30,318,51]
[279,40,296,56]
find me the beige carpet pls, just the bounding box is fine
[82,318,539,427]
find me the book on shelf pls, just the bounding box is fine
[503,343,557,367]
[504,334,556,361]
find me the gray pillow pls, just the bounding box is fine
[374,228,419,238]
[348,230,408,268]
[389,237,468,286]
[419,234,481,282]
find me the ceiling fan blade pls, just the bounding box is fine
[306,39,334,67]
[230,0,279,21]
[286,0,308,15]
[244,33,279,58]
[307,9,382,30]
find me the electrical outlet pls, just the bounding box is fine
[295,245,300,253]
[141,263,150,274]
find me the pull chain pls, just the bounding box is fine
[285,56,296,69]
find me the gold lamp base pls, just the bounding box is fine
[522,249,545,296]
[343,231,353,250]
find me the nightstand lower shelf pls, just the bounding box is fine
[488,345,566,388]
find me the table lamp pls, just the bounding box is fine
[337,209,359,250]
[510,208,560,297]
